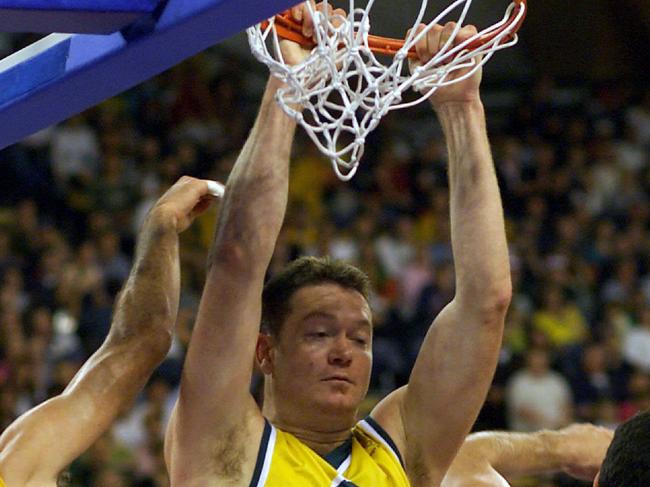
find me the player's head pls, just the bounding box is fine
[595,410,650,486]
[257,256,373,418]
[261,256,371,336]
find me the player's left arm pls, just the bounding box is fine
[441,425,614,487]
[0,177,215,485]
[371,23,511,486]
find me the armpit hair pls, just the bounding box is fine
[210,422,250,480]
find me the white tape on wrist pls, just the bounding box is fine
[207,180,225,198]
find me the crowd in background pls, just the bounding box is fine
[0,35,650,486]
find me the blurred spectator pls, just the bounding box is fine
[507,348,573,431]
[622,307,650,373]
[569,342,628,422]
[59,241,102,300]
[375,215,417,279]
[96,231,131,285]
[626,89,650,147]
[532,285,588,350]
[113,378,175,452]
[0,41,648,486]
[50,116,100,191]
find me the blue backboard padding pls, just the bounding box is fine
[0,0,157,8]
[0,0,296,149]
[0,37,70,106]
[0,10,153,33]
[0,0,160,33]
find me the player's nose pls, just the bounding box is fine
[328,334,353,365]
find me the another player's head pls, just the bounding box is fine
[257,256,373,422]
[595,410,650,486]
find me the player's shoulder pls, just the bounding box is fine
[365,386,408,457]
[168,403,265,486]
[354,416,404,462]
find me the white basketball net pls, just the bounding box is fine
[247,0,526,181]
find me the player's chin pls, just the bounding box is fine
[319,384,364,409]
[319,396,359,413]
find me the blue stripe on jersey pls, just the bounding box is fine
[364,416,405,467]
[324,437,353,470]
[249,419,272,487]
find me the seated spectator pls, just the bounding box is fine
[532,285,588,349]
[622,307,650,372]
[507,348,573,431]
[570,342,628,422]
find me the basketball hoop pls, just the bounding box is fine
[247,0,527,181]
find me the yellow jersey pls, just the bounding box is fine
[0,475,5,487]
[250,417,410,486]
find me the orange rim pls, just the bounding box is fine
[261,0,526,59]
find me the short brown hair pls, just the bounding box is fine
[261,256,371,337]
[599,410,650,486]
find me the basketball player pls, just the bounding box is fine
[441,413,650,486]
[165,3,511,486]
[0,176,217,486]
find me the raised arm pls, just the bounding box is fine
[442,424,614,487]
[371,23,511,486]
[165,73,300,480]
[0,176,216,486]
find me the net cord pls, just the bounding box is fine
[247,0,526,180]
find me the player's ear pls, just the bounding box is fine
[256,332,275,375]
[593,471,600,487]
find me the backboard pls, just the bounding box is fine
[0,0,297,150]
[0,0,160,34]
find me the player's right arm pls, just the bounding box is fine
[0,176,215,486]
[370,23,511,486]
[163,5,344,483]
[163,24,314,480]
[441,424,614,487]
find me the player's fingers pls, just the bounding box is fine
[456,24,482,63]
[312,2,334,40]
[316,1,334,16]
[302,12,313,38]
[175,176,221,202]
[438,21,456,51]
[302,1,316,38]
[423,24,443,61]
[413,24,431,64]
[177,175,206,195]
[290,5,303,22]
[157,176,205,213]
[325,2,335,27]
[456,24,478,46]
[406,28,419,72]
[331,8,346,29]
[189,195,216,220]
[187,179,223,218]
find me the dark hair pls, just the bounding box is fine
[599,411,650,486]
[261,256,371,337]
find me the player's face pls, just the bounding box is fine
[273,283,373,414]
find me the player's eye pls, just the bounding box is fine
[307,331,328,339]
